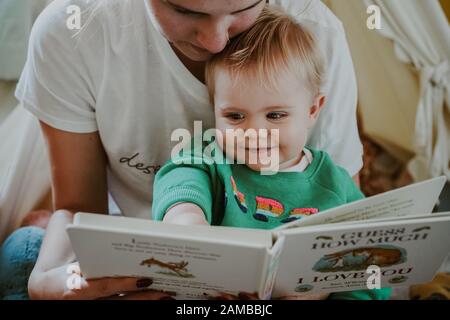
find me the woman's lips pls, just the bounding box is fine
[189,43,209,54]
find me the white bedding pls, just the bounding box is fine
[0,0,52,80]
[0,105,51,243]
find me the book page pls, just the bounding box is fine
[273,214,450,296]
[259,235,285,299]
[67,225,272,299]
[277,176,446,230]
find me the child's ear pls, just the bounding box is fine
[307,94,326,128]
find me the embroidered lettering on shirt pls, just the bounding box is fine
[228,175,320,224]
[120,153,161,175]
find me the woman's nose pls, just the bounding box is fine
[196,17,231,54]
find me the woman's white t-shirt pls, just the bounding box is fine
[15,0,362,219]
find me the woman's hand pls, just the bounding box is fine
[29,262,173,300]
[163,203,209,225]
[34,123,176,300]
[27,210,174,300]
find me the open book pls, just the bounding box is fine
[67,176,450,299]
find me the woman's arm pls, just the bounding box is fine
[40,121,109,214]
[29,122,108,291]
[28,122,169,300]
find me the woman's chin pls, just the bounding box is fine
[177,43,213,62]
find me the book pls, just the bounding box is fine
[67,176,450,299]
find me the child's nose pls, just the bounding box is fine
[242,129,270,147]
[244,117,269,132]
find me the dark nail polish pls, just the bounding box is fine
[136,278,153,288]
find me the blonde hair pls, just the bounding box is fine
[205,6,325,103]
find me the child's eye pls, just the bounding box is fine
[266,112,288,120]
[225,113,245,122]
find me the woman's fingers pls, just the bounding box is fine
[39,261,161,300]
[64,276,154,300]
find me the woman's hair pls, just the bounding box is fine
[205,6,325,103]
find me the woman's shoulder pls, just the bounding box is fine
[271,0,345,34]
[30,0,143,51]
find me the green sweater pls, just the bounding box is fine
[152,141,391,300]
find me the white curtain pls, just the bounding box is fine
[364,0,450,181]
[0,105,51,242]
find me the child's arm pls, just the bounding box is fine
[152,160,215,224]
[152,139,221,224]
[163,202,209,225]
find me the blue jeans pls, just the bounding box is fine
[0,227,45,300]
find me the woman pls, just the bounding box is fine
[1,0,362,300]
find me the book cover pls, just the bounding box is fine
[67,176,450,299]
[67,214,277,299]
[272,213,450,297]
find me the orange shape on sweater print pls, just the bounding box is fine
[289,207,319,217]
[253,196,284,223]
[281,208,319,224]
[230,176,248,213]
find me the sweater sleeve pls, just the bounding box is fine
[335,166,365,203]
[151,141,218,224]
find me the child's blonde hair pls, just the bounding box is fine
[205,6,325,103]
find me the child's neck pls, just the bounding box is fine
[278,151,305,171]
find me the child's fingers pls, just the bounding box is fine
[275,293,329,300]
[102,290,176,300]
[238,292,259,300]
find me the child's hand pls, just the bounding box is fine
[163,203,209,226]
[276,293,330,300]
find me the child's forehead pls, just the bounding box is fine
[214,70,311,112]
[214,66,305,92]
